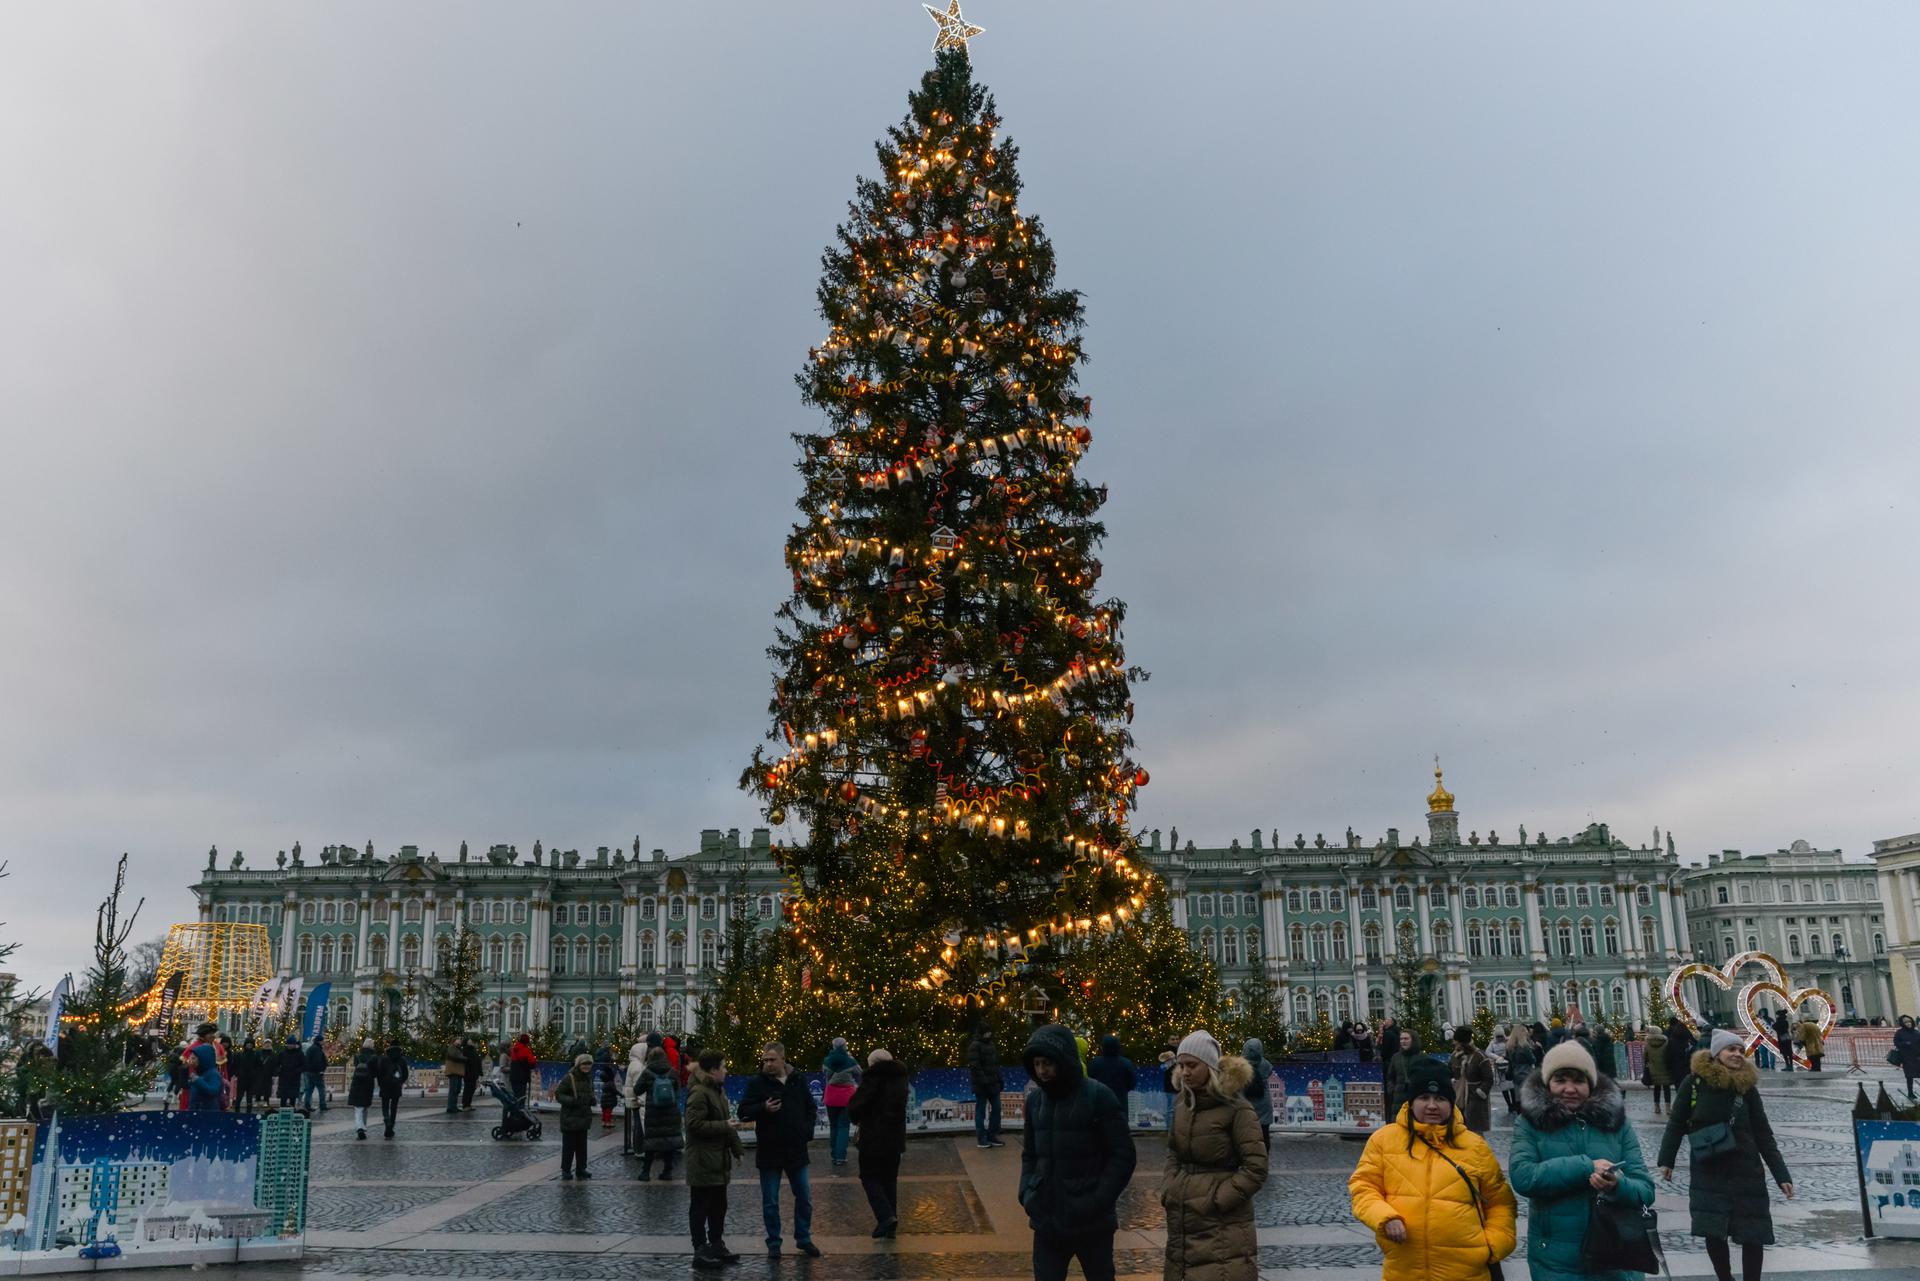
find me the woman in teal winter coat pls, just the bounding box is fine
[1509,1041,1655,1281]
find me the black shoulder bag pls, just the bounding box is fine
[1686,1080,1745,1162]
[1420,1136,1505,1281]
[1584,1187,1669,1276]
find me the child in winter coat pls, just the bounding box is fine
[187,1043,226,1111]
[821,1037,862,1167]
[1349,1055,1516,1281]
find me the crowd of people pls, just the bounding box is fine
[26,1002,1909,1281]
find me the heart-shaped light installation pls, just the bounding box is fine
[1664,950,1836,1064]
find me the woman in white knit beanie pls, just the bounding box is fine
[1161,1030,1268,1280]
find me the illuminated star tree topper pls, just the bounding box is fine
[925,0,984,53]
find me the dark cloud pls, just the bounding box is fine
[2,2,1917,985]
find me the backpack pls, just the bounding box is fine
[650,1071,676,1107]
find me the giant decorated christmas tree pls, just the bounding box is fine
[741,20,1217,1060]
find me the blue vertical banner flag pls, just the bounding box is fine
[301,982,331,1040]
[42,975,70,1051]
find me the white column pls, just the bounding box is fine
[1523,880,1546,961]
[1383,883,1398,959]
[356,894,372,972]
[621,896,638,968]
[654,899,669,971]
[1448,881,1466,957]
[279,895,298,975]
[1617,883,1640,961]
[1262,883,1285,981]
[1416,881,1434,955]
[1878,969,1895,1022]
[421,897,439,976]
[1659,887,1681,957]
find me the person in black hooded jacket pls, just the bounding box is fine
[1085,1036,1135,1114]
[1020,1023,1136,1281]
[275,1037,305,1109]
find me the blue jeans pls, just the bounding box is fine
[758,1164,812,1249]
[974,1090,1001,1143]
[446,1076,463,1112]
[301,1072,327,1110]
[828,1106,850,1163]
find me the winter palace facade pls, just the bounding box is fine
[189,769,1888,1040]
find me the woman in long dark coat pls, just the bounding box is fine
[1895,1015,1920,1099]
[631,1045,685,1180]
[347,1040,380,1140]
[378,1040,410,1138]
[1657,1032,1793,1281]
[848,1048,912,1237]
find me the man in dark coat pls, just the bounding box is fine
[554,1053,596,1180]
[1379,1019,1402,1082]
[1020,1023,1136,1281]
[1770,1008,1793,1073]
[1085,1036,1135,1116]
[300,1036,329,1112]
[737,1041,821,1258]
[1591,1023,1616,1079]
[276,1037,304,1109]
[462,1037,483,1109]
[1663,1017,1696,1087]
[965,1027,1004,1148]
[378,1039,410,1138]
[847,1048,910,1238]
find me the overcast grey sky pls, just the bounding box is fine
[3,2,1917,988]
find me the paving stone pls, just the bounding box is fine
[303,1247,1170,1278]
[309,1140,550,1184]
[307,1185,464,1231]
[436,1177,991,1236]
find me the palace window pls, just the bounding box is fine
[1472,984,1489,1014]
[1513,984,1531,1018]
[1553,886,1570,908]
[701,931,719,969]
[1332,923,1348,961]
[1723,936,1735,957]
[1487,923,1503,957]
[1307,891,1323,913]
[297,936,314,971]
[1716,886,1729,905]
[702,897,717,920]
[300,902,316,925]
[1493,986,1511,1016]
[1199,928,1216,960]
[469,902,485,925]
[1337,989,1354,1020]
[667,996,686,1033]
[487,937,505,971]
[1463,886,1479,909]
[1874,933,1885,954]
[1580,921,1596,956]
[436,936,453,970]
[1832,932,1844,954]
[1844,880,1861,902]
[341,937,355,971]
[321,901,336,925]
[1467,921,1484,958]
[1780,882,1794,903]
[400,936,420,969]
[596,938,614,974]
[403,899,422,925]
[1330,890,1345,912]
[1809,933,1824,955]
[1223,930,1240,967]
[1599,886,1614,907]
[1610,982,1626,1012]
[1603,919,1620,955]
[671,897,687,920]
[640,931,656,971]
[511,901,527,924]
[1289,925,1305,962]
[1394,886,1412,911]
[1292,991,1310,1023]
[669,933,686,970]
[758,897,773,919]
[1368,987,1387,1019]
[1287,890,1303,914]
[1557,922,1574,956]
[1504,886,1521,909]
[551,939,568,975]
[1739,884,1753,904]
[1508,921,1526,955]
[491,901,507,924]
[509,935,526,972]
[598,903,614,927]
[1432,921,1452,955]
[1637,885,1653,907]
[573,938,589,973]
[1246,931,1260,963]
[369,936,387,971]
[1360,886,1378,910]
[1575,886,1591,908]
[1642,918,1658,954]
[1823,882,1838,902]
[1364,923,1382,963]
[594,1000,612,1036]
[1199,896,1214,918]
[1746,934,1758,952]
[1430,883,1447,909]
[1310,925,1327,963]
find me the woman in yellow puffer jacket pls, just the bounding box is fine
[1349,1055,1516,1281]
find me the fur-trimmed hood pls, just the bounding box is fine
[1688,1047,1759,1093]
[1189,1052,1254,1106]
[1517,1069,1627,1131]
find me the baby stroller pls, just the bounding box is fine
[487,1079,542,1141]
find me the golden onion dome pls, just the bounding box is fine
[1427,760,1455,813]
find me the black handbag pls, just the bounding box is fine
[1686,1082,1745,1161]
[1583,1190,1669,1276]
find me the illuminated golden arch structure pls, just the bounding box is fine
[128,922,277,1025]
